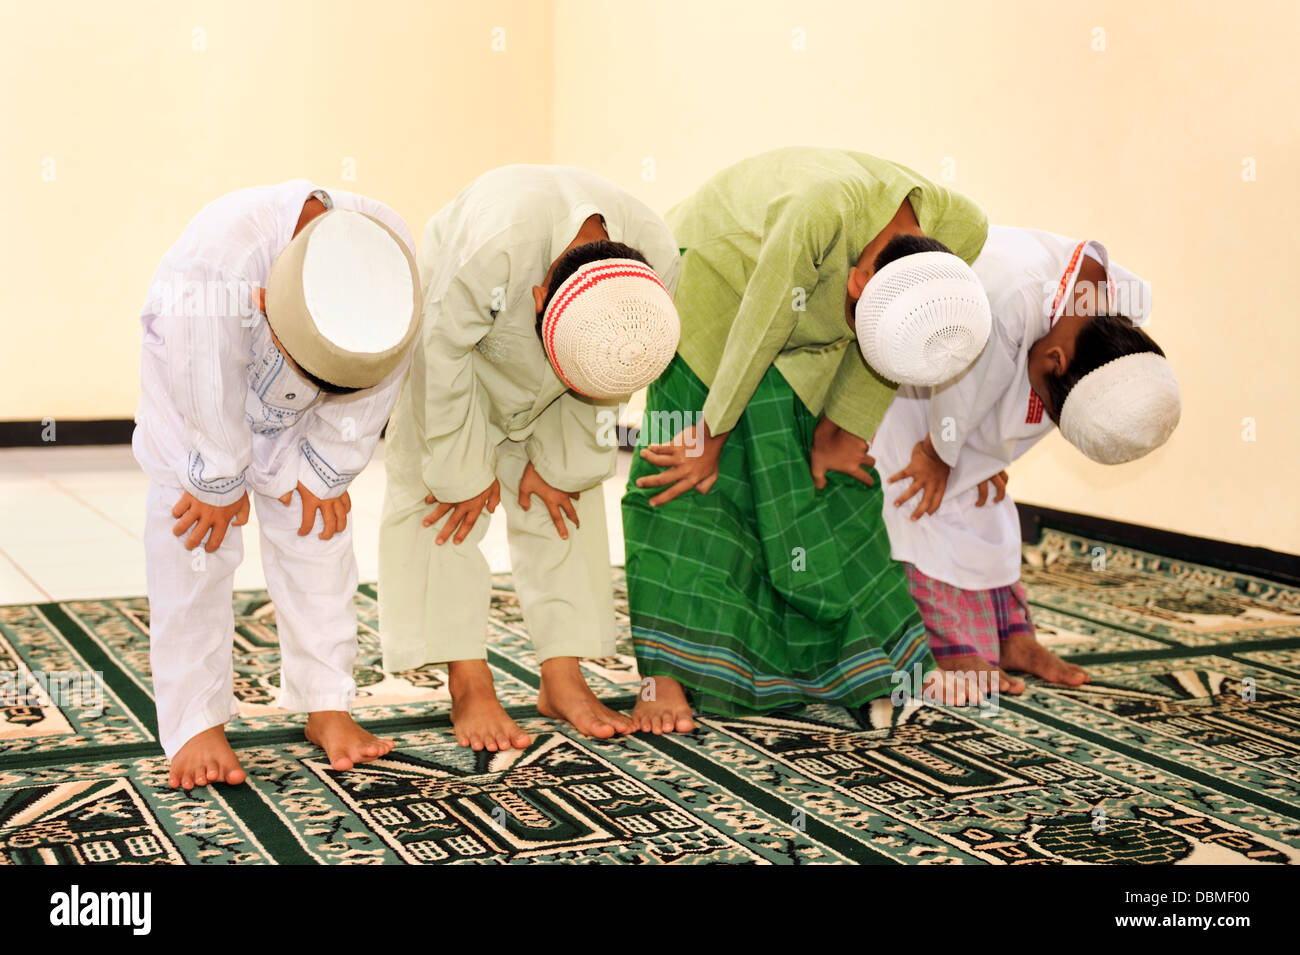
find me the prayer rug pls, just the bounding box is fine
[1,530,1296,864]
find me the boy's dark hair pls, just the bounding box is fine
[536,240,650,337]
[1044,315,1164,422]
[296,362,364,396]
[872,233,955,274]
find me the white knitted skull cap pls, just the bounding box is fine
[855,250,992,386]
[541,258,680,399]
[265,209,421,389]
[1059,352,1181,464]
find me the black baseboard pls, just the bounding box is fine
[1018,502,1300,587]
[0,419,135,448]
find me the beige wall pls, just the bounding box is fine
[552,0,1300,554]
[4,0,1296,553]
[0,0,552,417]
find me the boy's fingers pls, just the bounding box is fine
[171,496,190,519]
[518,486,531,510]
[976,481,989,507]
[172,506,197,538]
[696,471,718,495]
[635,465,686,489]
[342,491,352,514]
[186,516,211,551]
[644,442,684,457]
[234,498,251,525]
[649,477,695,508]
[205,516,229,553]
[810,459,827,490]
[424,493,436,505]
[639,448,679,467]
[423,502,453,527]
[559,496,579,529]
[280,491,293,505]
[452,505,480,544]
[488,483,500,512]
[893,480,921,508]
[927,484,946,516]
[911,486,933,521]
[845,465,874,487]
[298,503,315,536]
[435,508,464,545]
[546,501,568,540]
[319,507,336,541]
[887,467,910,484]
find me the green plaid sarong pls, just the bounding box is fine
[623,355,934,715]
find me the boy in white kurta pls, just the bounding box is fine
[380,164,680,752]
[134,181,421,789]
[871,225,1177,692]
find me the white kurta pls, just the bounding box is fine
[870,225,1152,591]
[132,181,416,757]
[379,165,680,670]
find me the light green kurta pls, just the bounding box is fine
[379,164,680,670]
[668,147,987,441]
[388,164,681,505]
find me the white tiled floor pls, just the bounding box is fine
[0,443,632,603]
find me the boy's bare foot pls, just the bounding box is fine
[448,659,531,752]
[933,653,1026,700]
[632,674,695,734]
[304,711,395,770]
[168,725,246,790]
[1000,631,1089,686]
[537,656,636,738]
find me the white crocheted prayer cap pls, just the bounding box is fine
[266,210,420,389]
[1059,352,1181,464]
[855,250,992,386]
[541,258,679,399]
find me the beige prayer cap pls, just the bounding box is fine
[265,209,421,389]
[541,258,680,399]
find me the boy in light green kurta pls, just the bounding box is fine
[625,147,988,732]
[381,164,680,751]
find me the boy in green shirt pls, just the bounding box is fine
[624,147,988,731]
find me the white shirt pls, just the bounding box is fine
[388,164,680,502]
[133,180,417,506]
[870,225,1152,589]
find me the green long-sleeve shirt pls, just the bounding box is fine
[667,147,987,441]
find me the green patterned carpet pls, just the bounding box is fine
[1,530,1298,864]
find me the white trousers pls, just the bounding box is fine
[144,481,359,758]
[378,440,616,671]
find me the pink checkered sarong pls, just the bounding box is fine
[903,564,1035,666]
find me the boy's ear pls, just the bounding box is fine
[253,286,266,312]
[1045,344,1069,377]
[532,284,546,316]
[847,266,869,300]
